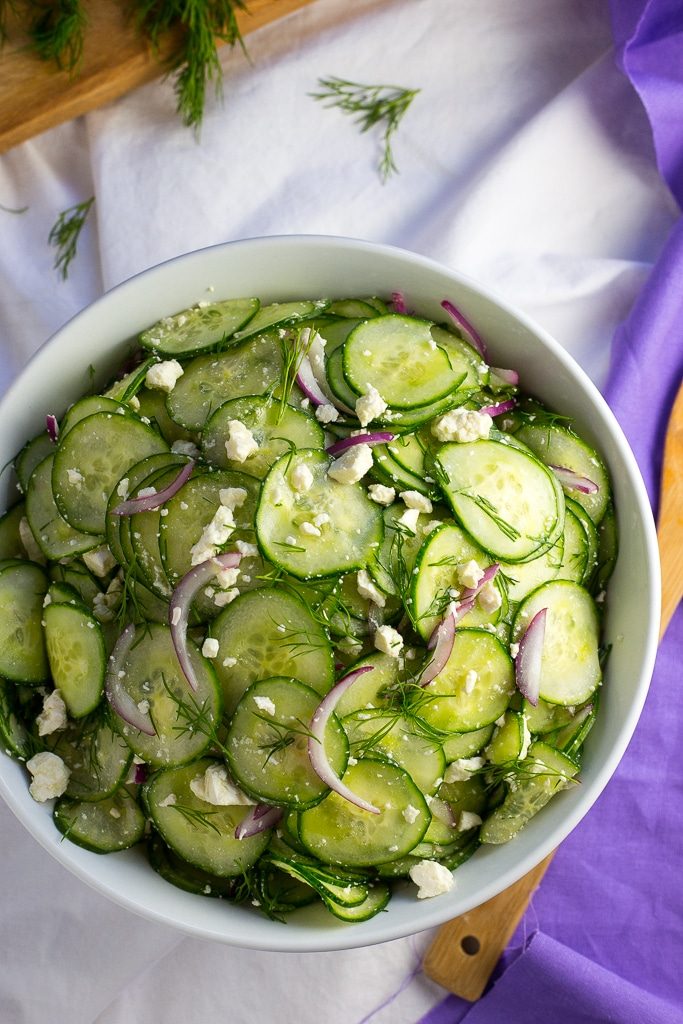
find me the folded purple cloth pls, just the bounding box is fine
[418,2,683,1021]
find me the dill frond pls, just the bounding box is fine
[30,0,87,73]
[48,196,94,280]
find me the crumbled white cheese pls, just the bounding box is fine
[67,468,84,486]
[368,484,395,506]
[457,559,485,589]
[42,594,52,608]
[224,420,258,463]
[127,395,140,411]
[409,860,455,899]
[190,506,235,565]
[214,588,239,607]
[171,440,200,458]
[402,804,420,824]
[400,490,433,513]
[170,606,182,627]
[300,521,321,538]
[397,507,421,534]
[235,540,259,559]
[214,564,240,589]
[253,695,276,716]
[328,444,373,485]
[137,699,150,715]
[83,545,117,578]
[222,656,237,668]
[510,642,520,659]
[116,477,130,499]
[290,463,314,493]
[190,763,255,806]
[219,487,248,510]
[357,569,386,608]
[458,811,483,832]
[313,512,330,529]
[137,486,157,499]
[145,359,184,393]
[464,669,478,694]
[26,752,70,802]
[478,580,502,613]
[315,403,340,424]
[36,690,67,736]
[444,756,485,782]
[422,519,443,536]
[202,638,220,659]
[355,385,388,427]
[432,407,493,443]
[374,624,404,658]
[158,793,177,808]
[92,574,124,623]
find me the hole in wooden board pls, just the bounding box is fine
[461,935,480,956]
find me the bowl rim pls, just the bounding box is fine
[0,234,661,951]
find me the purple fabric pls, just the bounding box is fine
[418,3,683,1021]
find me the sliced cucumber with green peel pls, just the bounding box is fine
[298,757,430,867]
[44,602,106,718]
[232,300,323,341]
[53,411,168,534]
[0,677,35,759]
[140,297,260,355]
[14,432,54,493]
[512,580,601,706]
[226,677,348,808]
[564,497,599,585]
[417,628,515,733]
[343,711,446,795]
[0,503,27,560]
[442,724,494,762]
[48,712,132,800]
[147,832,241,898]
[60,395,129,437]
[332,652,402,717]
[105,451,187,568]
[343,315,465,408]
[436,438,564,562]
[256,449,383,580]
[0,560,49,682]
[144,758,271,875]
[208,587,334,716]
[484,711,529,765]
[26,454,100,560]
[202,396,324,478]
[54,790,146,853]
[369,503,428,598]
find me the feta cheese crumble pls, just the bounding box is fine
[300,521,322,537]
[315,403,339,424]
[190,506,235,565]
[355,385,388,427]
[397,507,420,534]
[26,752,70,802]
[219,487,248,510]
[83,545,117,578]
[402,804,420,824]
[432,407,493,443]
[457,559,485,589]
[290,463,314,493]
[253,695,276,716]
[328,444,373,485]
[368,484,395,506]
[357,569,386,608]
[409,860,454,899]
[190,763,255,806]
[224,420,258,463]
[464,669,478,694]
[171,440,200,458]
[374,624,403,658]
[67,468,84,486]
[145,359,184,393]
[36,690,67,736]
[458,811,483,832]
[202,637,220,659]
[399,490,433,513]
[444,756,485,783]
[478,579,502,613]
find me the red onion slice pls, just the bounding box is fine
[308,665,379,814]
[490,366,519,386]
[235,803,283,839]
[113,460,194,515]
[421,611,456,686]
[548,464,599,495]
[169,552,241,692]
[46,414,59,443]
[479,399,516,418]
[441,299,487,359]
[295,355,329,407]
[391,291,407,314]
[459,563,500,603]
[133,763,149,785]
[105,624,156,735]
[326,432,395,457]
[515,608,547,706]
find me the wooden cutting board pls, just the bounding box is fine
[0,0,316,154]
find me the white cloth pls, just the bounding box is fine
[0,1,676,1021]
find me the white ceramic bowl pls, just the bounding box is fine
[0,236,660,951]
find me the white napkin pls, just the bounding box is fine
[0,0,676,1021]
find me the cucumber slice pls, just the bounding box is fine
[372,444,436,497]
[144,758,271,876]
[140,298,260,355]
[512,580,601,706]
[411,523,503,639]
[109,623,222,767]
[436,439,563,562]
[0,502,28,560]
[515,423,610,524]
[564,497,599,586]
[44,603,106,718]
[60,395,129,437]
[135,387,196,445]
[48,713,132,800]
[342,711,446,795]
[49,562,102,608]
[523,697,578,735]
[147,833,240,898]
[343,315,465,409]
[26,454,100,560]
[431,326,489,388]
[319,882,391,922]
[416,628,515,733]
[438,775,487,820]
[326,299,380,319]
[14,432,54,493]
[202,396,324,478]
[53,411,168,534]
[226,677,348,808]
[442,724,494,762]
[480,741,579,844]
[498,539,563,606]
[298,757,430,867]
[325,346,359,409]
[332,652,402,717]
[232,300,323,341]
[484,711,528,764]
[54,790,146,853]
[555,505,589,584]
[166,335,283,431]
[0,677,35,760]
[386,432,426,477]
[256,449,383,580]
[208,587,334,716]
[369,503,429,598]
[128,462,189,599]
[0,560,49,682]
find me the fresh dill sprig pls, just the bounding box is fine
[29,0,87,72]
[275,326,315,421]
[311,76,419,182]
[161,672,224,751]
[134,0,249,131]
[254,714,318,769]
[460,491,521,543]
[48,196,94,280]
[172,802,223,835]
